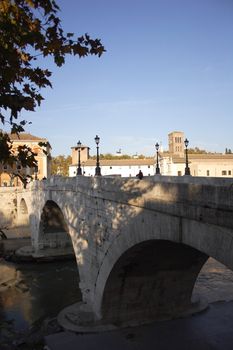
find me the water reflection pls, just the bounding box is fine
[0,259,81,331]
[0,256,233,333]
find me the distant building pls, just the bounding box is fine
[0,133,51,187]
[168,131,184,157]
[161,131,233,177]
[71,144,90,164]
[69,145,154,177]
[161,152,233,177]
[69,131,233,178]
[70,158,154,177]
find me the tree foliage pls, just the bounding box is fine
[0,0,105,166]
[188,147,208,154]
[99,153,131,160]
[90,153,151,160]
[51,154,71,176]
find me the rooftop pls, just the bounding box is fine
[9,133,47,142]
[76,158,155,166]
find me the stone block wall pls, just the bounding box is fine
[0,188,18,229]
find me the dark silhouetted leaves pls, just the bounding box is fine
[0,0,105,168]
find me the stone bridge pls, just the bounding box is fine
[13,175,233,327]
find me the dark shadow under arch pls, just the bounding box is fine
[38,200,74,251]
[20,198,28,215]
[40,200,68,234]
[17,198,30,232]
[102,240,208,325]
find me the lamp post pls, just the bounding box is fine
[76,140,82,175]
[184,138,190,175]
[155,142,160,175]
[95,135,101,176]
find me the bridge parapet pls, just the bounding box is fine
[35,175,233,229]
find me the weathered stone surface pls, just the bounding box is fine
[2,175,233,324]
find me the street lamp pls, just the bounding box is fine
[95,135,101,176]
[155,142,160,175]
[184,138,191,175]
[76,140,82,175]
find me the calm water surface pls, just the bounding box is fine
[0,241,233,332]
[0,257,81,331]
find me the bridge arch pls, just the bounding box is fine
[19,198,28,215]
[93,209,182,319]
[38,200,73,250]
[16,197,30,232]
[92,206,220,323]
[100,239,208,325]
[39,200,68,235]
[92,204,233,324]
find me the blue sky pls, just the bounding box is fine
[25,0,233,156]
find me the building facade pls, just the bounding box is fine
[0,133,52,187]
[69,144,154,177]
[161,131,233,177]
[69,131,233,178]
[168,131,185,157]
[69,157,155,177]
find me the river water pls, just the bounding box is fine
[1,239,233,341]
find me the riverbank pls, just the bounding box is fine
[0,237,75,263]
[0,237,31,258]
